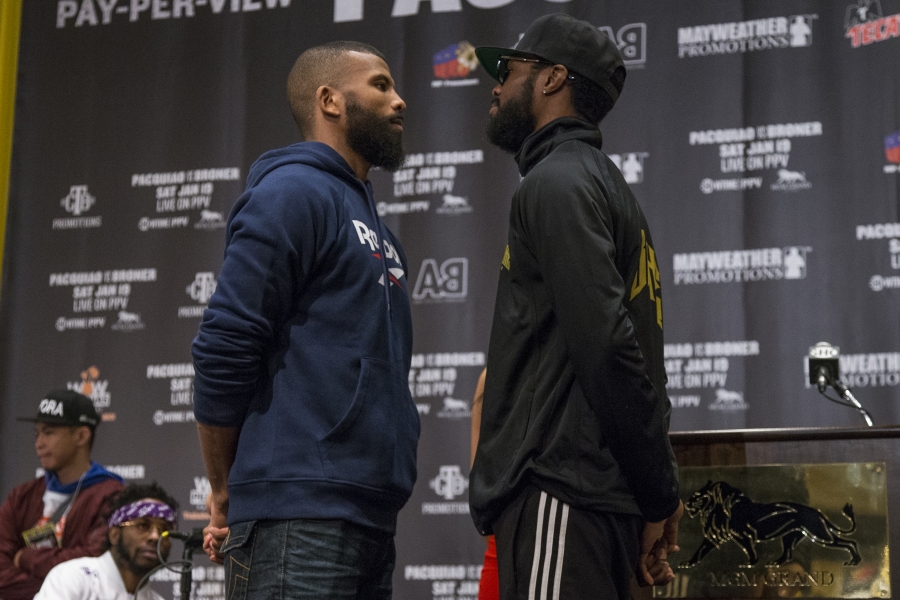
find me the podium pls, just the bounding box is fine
[649,426,900,598]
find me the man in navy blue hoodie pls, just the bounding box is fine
[191,41,419,599]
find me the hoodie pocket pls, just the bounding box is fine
[319,357,420,495]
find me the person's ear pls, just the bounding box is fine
[108,526,120,546]
[74,426,91,449]
[541,65,570,96]
[316,85,343,120]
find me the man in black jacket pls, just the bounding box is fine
[469,14,683,599]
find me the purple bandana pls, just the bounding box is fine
[108,500,177,528]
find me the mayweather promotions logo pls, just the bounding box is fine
[673,247,810,284]
[609,152,648,184]
[678,14,816,58]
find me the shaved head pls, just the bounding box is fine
[287,41,387,139]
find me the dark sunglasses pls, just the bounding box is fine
[496,56,548,85]
[496,56,577,85]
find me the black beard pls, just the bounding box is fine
[113,535,157,577]
[486,74,537,154]
[346,97,405,172]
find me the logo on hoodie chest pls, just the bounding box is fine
[352,220,405,288]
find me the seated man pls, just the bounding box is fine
[35,482,178,599]
[0,390,124,599]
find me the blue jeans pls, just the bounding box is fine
[220,519,395,599]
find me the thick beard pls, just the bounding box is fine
[486,73,537,154]
[345,96,405,172]
[113,535,157,578]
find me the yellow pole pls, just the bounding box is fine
[0,0,22,294]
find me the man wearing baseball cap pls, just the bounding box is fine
[469,14,683,599]
[0,390,124,599]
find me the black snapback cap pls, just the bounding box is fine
[18,389,100,429]
[475,13,626,103]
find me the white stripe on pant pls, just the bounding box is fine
[528,491,570,600]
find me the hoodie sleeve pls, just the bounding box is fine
[518,159,679,523]
[192,168,339,427]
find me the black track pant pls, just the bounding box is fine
[493,486,642,600]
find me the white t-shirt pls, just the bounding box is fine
[34,551,165,600]
[41,489,71,519]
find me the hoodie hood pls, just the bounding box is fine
[245,142,365,192]
[514,117,604,177]
[45,461,124,494]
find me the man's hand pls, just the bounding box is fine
[640,538,674,586]
[13,548,24,569]
[637,500,684,586]
[662,500,684,554]
[196,422,239,565]
[203,493,229,565]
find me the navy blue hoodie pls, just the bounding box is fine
[192,142,419,534]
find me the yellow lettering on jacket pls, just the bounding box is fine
[629,230,663,328]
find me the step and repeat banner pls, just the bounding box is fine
[1,0,899,598]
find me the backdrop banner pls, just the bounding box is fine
[1,1,899,598]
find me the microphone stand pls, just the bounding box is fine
[830,377,874,427]
[180,529,205,599]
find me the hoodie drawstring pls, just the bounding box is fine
[363,182,393,318]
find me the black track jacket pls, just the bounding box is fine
[470,118,679,535]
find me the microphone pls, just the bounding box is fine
[808,341,839,393]
[815,368,828,393]
[162,528,205,548]
[161,528,206,597]
[807,342,873,427]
